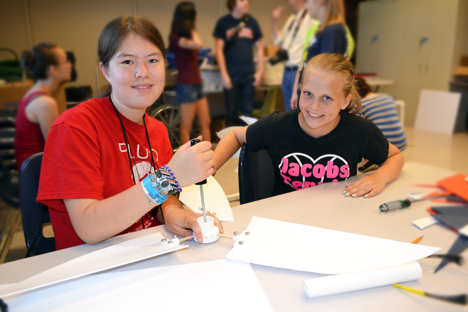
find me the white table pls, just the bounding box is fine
[1,163,467,311]
[364,77,394,92]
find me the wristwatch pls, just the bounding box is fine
[155,170,174,197]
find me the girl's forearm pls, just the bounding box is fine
[213,127,247,170]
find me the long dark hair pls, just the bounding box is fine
[98,16,166,97]
[169,2,196,49]
[21,42,58,81]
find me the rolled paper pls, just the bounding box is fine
[302,262,422,298]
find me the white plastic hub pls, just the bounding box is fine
[193,216,220,243]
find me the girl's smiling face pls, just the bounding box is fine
[298,67,351,138]
[100,34,165,123]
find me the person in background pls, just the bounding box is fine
[37,16,222,250]
[271,0,318,111]
[355,77,407,151]
[169,2,211,144]
[15,42,72,171]
[213,0,264,127]
[213,54,403,199]
[290,0,355,110]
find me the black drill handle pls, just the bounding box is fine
[190,139,207,185]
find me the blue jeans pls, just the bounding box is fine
[223,74,255,127]
[176,83,205,104]
[282,69,296,111]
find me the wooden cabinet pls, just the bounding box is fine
[356,0,467,126]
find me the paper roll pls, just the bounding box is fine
[302,262,422,298]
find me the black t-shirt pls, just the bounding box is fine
[246,110,389,196]
[213,14,263,77]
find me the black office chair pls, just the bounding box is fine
[0,127,16,168]
[19,152,55,257]
[0,152,20,263]
[0,117,19,262]
[0,153,19,208]
[238,143,275,205]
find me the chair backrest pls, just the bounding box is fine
[254,86,281,119]
[238,143,275,205]
[0,124,16,171]
[19,152,55,257]
[0,153,19,208]
[394,100,405,125]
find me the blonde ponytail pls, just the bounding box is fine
[345,83,361,114]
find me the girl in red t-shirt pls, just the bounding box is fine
[38,16,222,249]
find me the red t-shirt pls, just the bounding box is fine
[170,34,202,85]
[37,97,173,250]
[14,91,48,171]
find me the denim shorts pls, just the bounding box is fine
[176,83,205,104]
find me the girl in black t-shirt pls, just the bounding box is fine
[213,53,404,198]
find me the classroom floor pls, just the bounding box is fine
[1,126,467,263]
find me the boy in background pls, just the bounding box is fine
[213,0,264,126]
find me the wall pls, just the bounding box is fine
[355,0,465,126]
[0,0,292,91]
[452,0,468,70]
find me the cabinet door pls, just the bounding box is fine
[393,0,428,125]
[355,0,400,79]
[395,0,458,125]
[420,0,458,89]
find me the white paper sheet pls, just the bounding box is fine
[180,176,234,221]
[415,90,461,135]
[413,216,438,230]
[5,260,273,312]
[0,284,13,292]
[226,217,440,274]
[239,115,258,125]
[302,262,422,298]
[216,126,242,139]
[408,193,425,201]
[0,232,186,298]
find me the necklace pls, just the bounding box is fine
[108,96,157,229]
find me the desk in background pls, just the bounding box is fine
[0,163,466,311]
[364,77,394,93]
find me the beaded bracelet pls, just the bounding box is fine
[163,164,182,193]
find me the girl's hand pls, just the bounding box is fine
[290,92,298,109]
[272,6,284,20]
[168,136,214,187]
[162,204,224,243]
[341,174,386,198]
[343,143,404,198]
[222,73,233,89]
[253,71,263,87]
